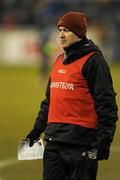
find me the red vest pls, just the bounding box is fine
[48,52,97,129]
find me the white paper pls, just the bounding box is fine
[18,139,44,160]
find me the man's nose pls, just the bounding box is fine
[59,31,65,38]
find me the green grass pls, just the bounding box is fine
[0,64,120,180]
[0,66,47,180]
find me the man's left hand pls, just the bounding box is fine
[97,147,110,160]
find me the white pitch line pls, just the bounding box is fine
[0,158,18,169]
[0,158,19,180]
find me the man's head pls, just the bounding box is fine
[57,11,87,48]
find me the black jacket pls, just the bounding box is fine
[34,38,118,149]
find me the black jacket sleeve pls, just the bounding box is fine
[33,79,50,133]
[82,53,118,148]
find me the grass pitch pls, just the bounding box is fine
[0,64,120,180]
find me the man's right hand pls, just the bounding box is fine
[26,128,41,147]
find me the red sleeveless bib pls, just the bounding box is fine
[48,52,97,129]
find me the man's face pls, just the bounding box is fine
[58,26,81,48]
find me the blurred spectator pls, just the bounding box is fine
[0,0,120,62]
[112,11,120,62]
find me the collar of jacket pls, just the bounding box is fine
[63,37,101,65]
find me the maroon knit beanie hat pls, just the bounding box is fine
[58,11,87,38]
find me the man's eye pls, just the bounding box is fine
[64,29,69,32]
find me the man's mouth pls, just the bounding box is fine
[60,40,66,44]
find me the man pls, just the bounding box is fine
[26,12,118,180]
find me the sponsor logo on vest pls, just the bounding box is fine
[58,69,66,74]
[51,81,74,90]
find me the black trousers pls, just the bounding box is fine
[43,142,98,180]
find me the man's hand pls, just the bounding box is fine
[97,147,110,160]
[26,128,41,147]
[91,139,111,160]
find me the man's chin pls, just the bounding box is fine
[61,43,69,48]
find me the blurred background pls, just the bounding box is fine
[0,0,120,180]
